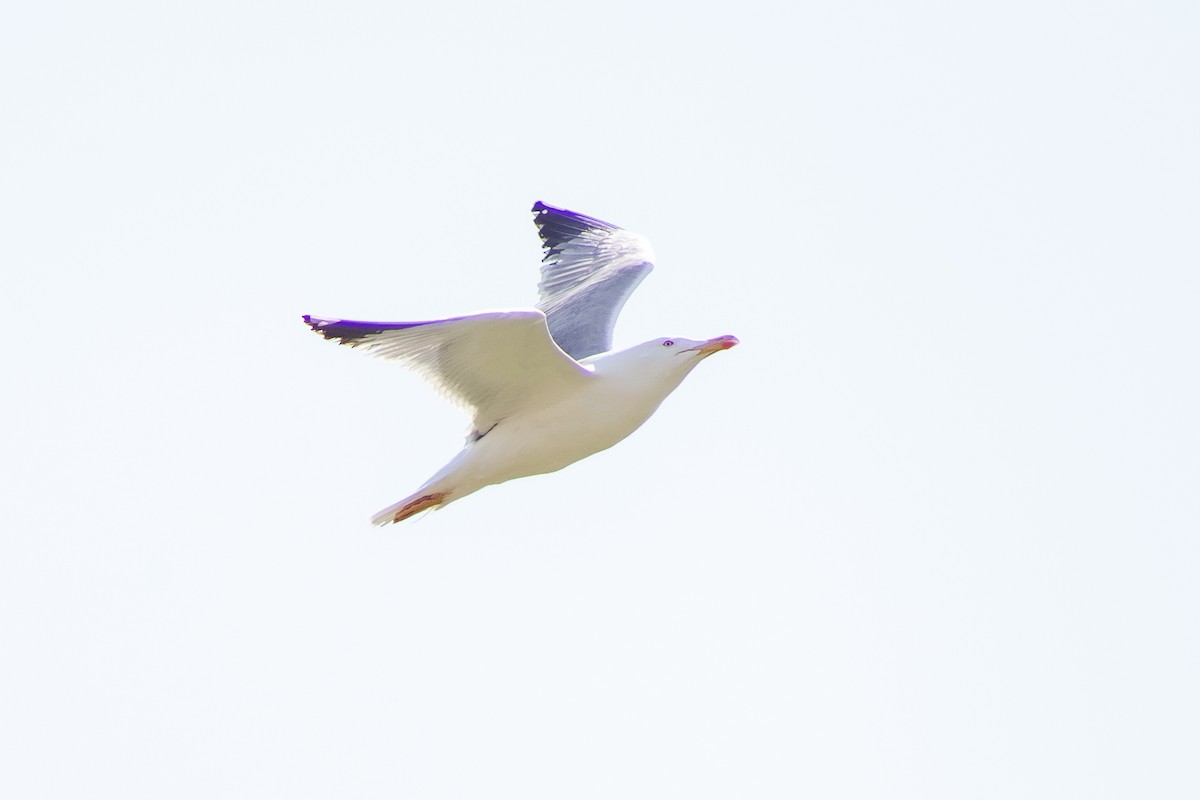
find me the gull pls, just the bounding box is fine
[303,201,738,524]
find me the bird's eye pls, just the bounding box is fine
[663,340,675,347]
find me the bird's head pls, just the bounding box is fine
[591,335,739,384]
[659,334,740,360]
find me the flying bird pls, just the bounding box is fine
[303,201,738,524]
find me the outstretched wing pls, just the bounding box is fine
[303,311,592,434]
[532,201,655,360]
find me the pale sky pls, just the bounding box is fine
[3,1,1198,798]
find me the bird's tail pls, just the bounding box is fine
[371,448,482,526]
[370,490,450,526]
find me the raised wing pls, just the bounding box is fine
[302,311,592,435]
[532,201,655,360]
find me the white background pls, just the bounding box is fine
[3,1,1197,797]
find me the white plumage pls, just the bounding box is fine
[304,202,737,524]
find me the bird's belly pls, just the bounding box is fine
[469,391,659,485]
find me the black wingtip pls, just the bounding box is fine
[302,314,363,342]
[303,315,440,344]
[532,200,617,225]
[531,202,624,255]
[302,314,338,338]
